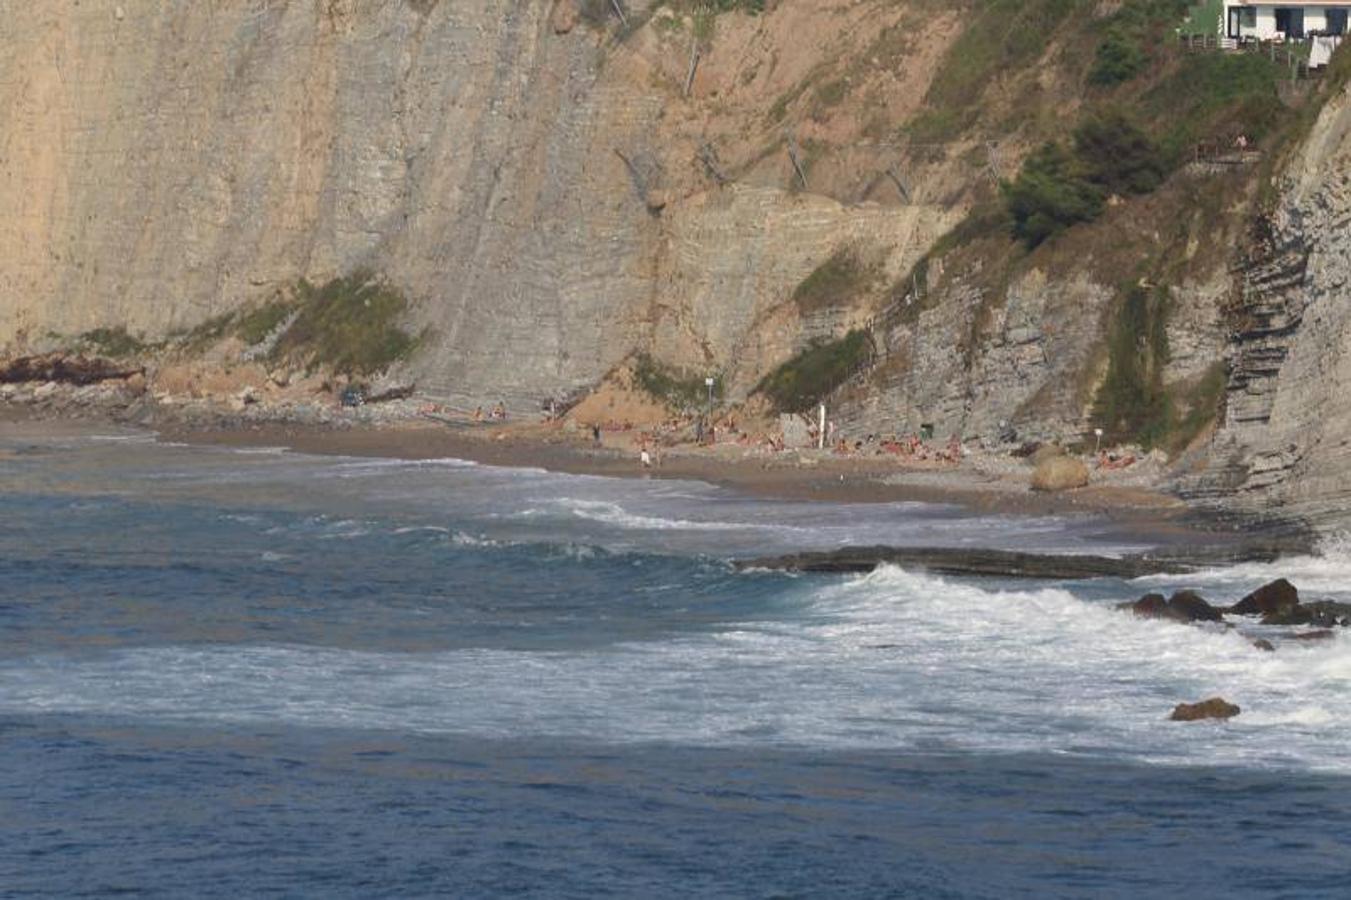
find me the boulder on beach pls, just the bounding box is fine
[1119,590,1223,623]
[1030,455,1089,492]
[1230,578,1299,617]
[1170,697,1240,722]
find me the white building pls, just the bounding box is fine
[1224,3,1350,39]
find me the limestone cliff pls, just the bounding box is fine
[1188,80,1351,530]
[0,0,954,408]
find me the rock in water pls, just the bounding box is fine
[1119,590,1222,623]
[1252,639,1275,652]
[1166,590,1224,623]
[1122,592,1172,620]
[1170,698,1241,722]
[1030,456,1089,492]
[1230,578,1299,617]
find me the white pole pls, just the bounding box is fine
[818,403,826,450]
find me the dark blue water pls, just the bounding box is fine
[3,424,1350,897]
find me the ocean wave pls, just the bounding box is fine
[560,499,811,535]
[4,566,1347,773]
[325,457,479,476]
[1133,544,1351,600]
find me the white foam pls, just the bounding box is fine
[1134,548,1351,600]
[561,498,808,534]
[4,566,1348,773]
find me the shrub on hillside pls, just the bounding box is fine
[1090,25,1147,85]
[1074,111,1168,195]
[1089,0,1192,86]
[1003,112,1166,247]
[1001,143,1105,248]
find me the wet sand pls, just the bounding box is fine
[153,418,1243,544]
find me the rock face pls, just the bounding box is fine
[1188,81,1351,529]
[0,1,954,411]
[1030,455,1089,492]
[1170,698,1240,722]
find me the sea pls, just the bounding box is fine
[3,421,1350,898]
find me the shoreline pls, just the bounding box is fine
[155,418,1284,556]
[3,399,1314,556]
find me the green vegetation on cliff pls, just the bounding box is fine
[1089,284,1227,452]
[170,273,421,377]
[910,0,1095,142]
[792,248,882,314]
[1003,112,1166,247]
[1091,283,1172,447]
[758,330,873,413]
[633,354,723,410]
[235,300,295,346]
[271,272,422,377]
[78,326,148,358]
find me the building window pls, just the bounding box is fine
[1276,8,1305,39]
[1328,9,1349,35]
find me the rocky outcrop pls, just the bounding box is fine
[0,1,955,413]
[1120,590,1223,624]
[1224,578,1351,627]
[1189,81,1351,528]
[736,547,1198,579]
[1170,698,1240,722]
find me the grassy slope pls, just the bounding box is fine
[850,0,1351,449]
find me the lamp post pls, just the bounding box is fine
[1094,427,1104,454]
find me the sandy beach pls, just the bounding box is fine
[152,416,1236,535]
[5,395,1290,551]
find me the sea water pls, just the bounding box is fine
[3,423,1350,897]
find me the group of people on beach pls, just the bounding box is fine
[472,401,507,422]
